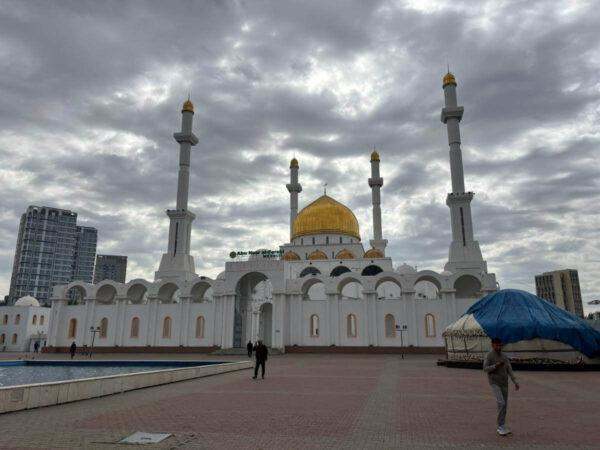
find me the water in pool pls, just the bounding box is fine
[0,361,219,387]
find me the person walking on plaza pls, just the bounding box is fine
[70,341,77,360]
[246,340,253,358]
[33,341,39,353]
[483,337,520,436]
[252,340,268,379]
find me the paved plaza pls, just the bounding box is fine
[0,353,598,449]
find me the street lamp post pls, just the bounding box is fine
[398,324,408,359]
[89,326,100,359]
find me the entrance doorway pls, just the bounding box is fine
[234,272,269,348]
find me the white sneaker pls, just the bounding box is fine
[497,426,510,436]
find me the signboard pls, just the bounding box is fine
[229,249,284,259]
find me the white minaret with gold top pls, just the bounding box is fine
[155,99,199,281]
[441,72,487,273]
[286,157,302,240]
[369,150,387,253]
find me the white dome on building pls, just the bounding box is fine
[15,295,40,307]
[396,263,417,275]
[441,270,453,276]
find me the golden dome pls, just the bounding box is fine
[443,71,456,87]
[282,251,301,261]
[182,99,194,113]
[307,250,328,260]
[290,158,299,169]
[292,195,360,240]
[335,249,355,260]
[370,150,380,162]
[364,248,384,258]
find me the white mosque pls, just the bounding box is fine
[46,72,497,353]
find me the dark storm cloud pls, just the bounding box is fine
[1,0,600,311]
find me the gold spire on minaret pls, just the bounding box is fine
[290,157,299,168]
[370,149,380,162]
[182,97,194,113]
[443,71,457,87]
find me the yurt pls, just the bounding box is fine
[443,289,600,365]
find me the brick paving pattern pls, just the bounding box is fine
[0,353,598,449]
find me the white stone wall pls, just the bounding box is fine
[0,306,50,352]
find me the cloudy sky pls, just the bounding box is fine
[1,0,599,312]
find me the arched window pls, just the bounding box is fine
[130,317,140,338]
[330,266,351,277]
[347,314,357,338]
[40,315,45,325]
[32,315,37,325]
[385,314,396,338]
[299,266,321,277]
[0,334,4,344]
[310,314,319,337]
[68,318,77,339]
[15,314,20,325]
[12,334,18,344]
[162,316,172,338]
[361,265,383,276]
[100,318,108,338]
[2,315,7,325]
[196,316,205,338]
[425,314,436,337]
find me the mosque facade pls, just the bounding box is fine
[46,73,497,353]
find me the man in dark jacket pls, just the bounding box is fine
[69,341,77,360]
[252,340,268,379]
[246,340,253,358]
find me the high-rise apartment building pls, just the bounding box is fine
[93,254,127,283]
[535,269,584,318]
[73,226,98,282]
[8,206,97,306]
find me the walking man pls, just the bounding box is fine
[252,340,268,379]
[70,341,77,360]
[483,337,520,436]
[246,340,253,358]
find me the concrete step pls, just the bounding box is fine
[211,347,283,356]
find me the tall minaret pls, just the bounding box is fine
[368,150,387,252]
[286,158,302,240]
[441,71,487,273]
[155,99,199,281]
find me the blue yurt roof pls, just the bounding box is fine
[465,289,600,358]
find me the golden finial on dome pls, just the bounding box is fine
[290,157,299,168]
[182,98,194,113]
[443,71,456,87]
[370,149,380,162]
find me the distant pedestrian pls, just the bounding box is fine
[33,341,39,353]
[252,340,268,379]
[246,340,253,358]
[483,337,520,436]
[70,341,77,360]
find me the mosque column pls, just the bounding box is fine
[364,290,378,346]
[82,298,97,347]
[369,151,387,252]
[145,297,159,347]
[286,158,302,241]
[179,296,192,346]
[327,293,340,346]
[276,293,286,349]
[441,72,486,273]
[49,298,67,347]
[114,297,127,347]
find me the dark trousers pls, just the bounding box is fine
[247,350,252,358]
[254,360,266,378]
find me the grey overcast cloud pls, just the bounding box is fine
[1,0,599,312]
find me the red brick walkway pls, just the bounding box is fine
[0,353,598,449]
